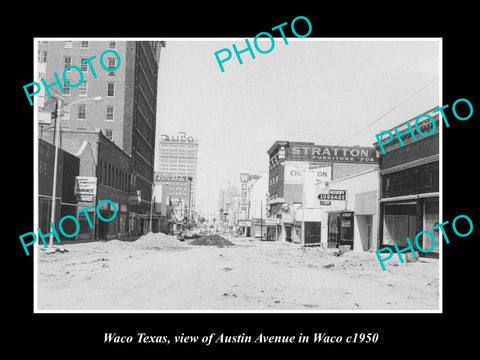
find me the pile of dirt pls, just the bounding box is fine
[130,232,188,250]
[190,234,234,247]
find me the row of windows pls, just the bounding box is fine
[63,55,117,72]
[269,175,279,185]
[38,41,117,49]
[38,52,118,75]
[58,81,116,98]
[60,104,115,123]
[63,41,117,49]
[269,155,280,169]
[99,158,128,191]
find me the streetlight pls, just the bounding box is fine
[48,95,103,246]
[187,176,193,226]
[149,177,158,233]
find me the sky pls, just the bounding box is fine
[154,39,440,213]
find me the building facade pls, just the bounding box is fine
[374,108,440,257]
[155,132,198,218]
[38,138,80,240]
[39,129,132,239]
[319,168,380,252]
[266,141,378,243]
[38,40,165,237]
[245,172,269,238]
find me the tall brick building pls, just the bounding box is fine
[38,40,165,237]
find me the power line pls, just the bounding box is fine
[335,76,439,147]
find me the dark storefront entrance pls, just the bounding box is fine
[328,211,354,249]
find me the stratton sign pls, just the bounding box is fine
[287,145,377,163]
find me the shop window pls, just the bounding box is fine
[382,162,439,198]
[383,204,417,247]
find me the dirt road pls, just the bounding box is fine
[37,233,439,311]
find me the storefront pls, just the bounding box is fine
[264,217,280,241]
[294,208,322,246]
[319,168,379,252]
[327,211,355,248]
[238,220,252,237]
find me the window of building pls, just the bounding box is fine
[38,50,47,63]
[109,41,116,49]
[106,106,114,121]
[64,56,72,71]
[105,129,113,141]
[63,82,71,96]
[80,58,88,72]
[79,81,88,96]
[61,105,70,120]
[103,162,107,185]
[107,83,115,97]
[382,162,439,198]
[81,41,89,49]
[64,41,73,48]
[108,57,117,70]
[78,104,86,120]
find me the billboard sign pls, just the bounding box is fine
[287,145,377,163]
[284,162,331,185]
[74,176,97,202]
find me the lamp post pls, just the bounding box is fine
[149,178,157,233]
[187,176,193,226]
[48,95,103,246]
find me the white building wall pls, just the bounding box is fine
[248,173,268,220]
[319,168,380,252]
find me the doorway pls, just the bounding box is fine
[328,211,354,249]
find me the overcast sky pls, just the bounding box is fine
[155,39,440,212]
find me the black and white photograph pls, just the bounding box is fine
[8,8,478,356]
[33,38,442,312]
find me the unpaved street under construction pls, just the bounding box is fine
[37,232,439,311]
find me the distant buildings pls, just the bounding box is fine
[218,184,240,226]
[38,40,165,238]
[154,132,198,223]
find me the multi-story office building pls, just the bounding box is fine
[38,40,165,236]
[154,132,198,217]
[218,185,239,224]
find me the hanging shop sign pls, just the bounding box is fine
[318,189,347,201]
[264,217,281,225]
[129,190,141,205]
[74,176,97,202]
[240,173,249,210]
